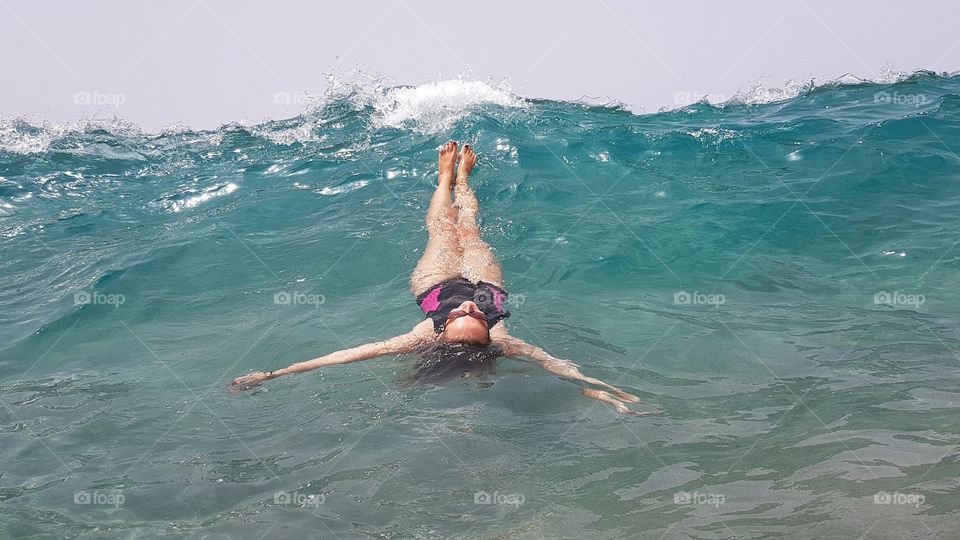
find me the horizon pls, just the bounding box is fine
[2,0,958,131]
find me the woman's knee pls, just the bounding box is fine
[428,208,457,227]
[459,233,489,252]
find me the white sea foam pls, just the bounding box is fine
[366,79,524,133]
[0,117,142,155]
[253,123,326,146]
[0,119,54,154]
[249,75,524,141]
[686,127,739,143]
[256,74,526,138]
[729,79,813,106]
[726,66,916,107]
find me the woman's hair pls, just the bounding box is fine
[400,341,503,385]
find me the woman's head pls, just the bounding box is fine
[406,339,502,385]
[439,300,491,346]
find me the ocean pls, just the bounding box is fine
[2,73,960,538]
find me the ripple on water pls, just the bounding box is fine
[150,182,239,213]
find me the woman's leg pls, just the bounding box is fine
[410,141,464,296]
[453,145,504,287]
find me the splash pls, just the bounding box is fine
[725,67,940,106]
[0,117,143,155]
[729,78,815,106]
[366,79,524,133]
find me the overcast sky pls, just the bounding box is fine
[2,0,958,131]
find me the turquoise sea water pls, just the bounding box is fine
[3,73,960,538]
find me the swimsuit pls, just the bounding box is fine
[416,277,511,333]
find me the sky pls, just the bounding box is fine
[2,0,958,131]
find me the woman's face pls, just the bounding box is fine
[439,301,491,345]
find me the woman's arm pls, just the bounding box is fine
[494,334,653,415]
[231,320,433,390]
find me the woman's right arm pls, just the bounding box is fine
[231,320,433,390]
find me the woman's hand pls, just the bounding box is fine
[582,388,654,416]
[230,371,272,391]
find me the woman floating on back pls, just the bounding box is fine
[232,142,652,415]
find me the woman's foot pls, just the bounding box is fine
[455,144,476,185]
[438,141,458,188]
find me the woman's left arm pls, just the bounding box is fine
[494,333,653,415]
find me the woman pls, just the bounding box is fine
[232,142,650,415]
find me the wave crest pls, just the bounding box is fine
[0,117,144,155]
[369,79,524,132]
[1,69,957,153]
[316,73,525,133]
[724,67,950,107]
